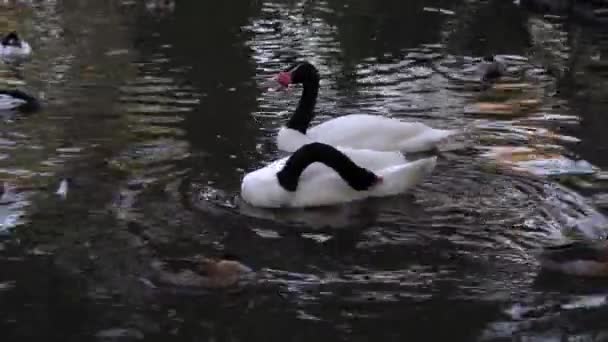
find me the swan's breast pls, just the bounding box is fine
[0,42,32,57]
[241,165,288,208]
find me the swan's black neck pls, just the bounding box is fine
[0,89,40,112]
[276,142,380,192]
[286,79,319,134]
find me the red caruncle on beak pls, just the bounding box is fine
[276,71,292,88]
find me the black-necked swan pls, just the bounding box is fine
[240,142,436,208]
[0,32,32,59]
[0,89,40,112]
[274,61,455,153]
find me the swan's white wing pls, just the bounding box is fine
[289,156,437,207]
[306,114,455,152]
[241,147,434,208]
[0,41,32,58]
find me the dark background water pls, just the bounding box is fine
[1,0,608,341]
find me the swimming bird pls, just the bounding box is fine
[536,239,608,277]
[0,89,40,112]
[0,32,32,59]
[151,255,254,289]
[241,142,437,208]
[274,61,455,153]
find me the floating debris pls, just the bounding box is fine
[96,328,144,340]
[104,49,130,57]
[0,281,15,291]
[481,146,595,176]
[492,83,534,92]
[422,7,455,15]
[465,98,541,116]
[55,179,69,199]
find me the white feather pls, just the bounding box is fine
[0,40,32,59]
[278,114,455,153]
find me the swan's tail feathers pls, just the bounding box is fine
[410,156,438,175]
[401,127,459,153]
[398,156,438,189]
[424,124,480,153]
[432,128,458,141]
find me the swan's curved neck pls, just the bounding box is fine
[276,142,378,192]
[286,81,318,134]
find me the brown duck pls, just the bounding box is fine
[151,255,254,289]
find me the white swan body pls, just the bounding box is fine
[241,144,436,208]
[274,61,455,153]
[0,32,32,60]
[0,41,31,59]
[277,114,456,153]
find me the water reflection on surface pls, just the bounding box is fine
[0,0,607,341]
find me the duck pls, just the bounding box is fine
[151,254,254,289]
[0,89,40,112]
[0,32,32,59]
[536,239,608,277]
[479,55,506,83]
[241,142,437,208]
[274,61,455,153]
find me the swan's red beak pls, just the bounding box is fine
[276,71,292,88]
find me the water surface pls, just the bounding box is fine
[1,0,608,341]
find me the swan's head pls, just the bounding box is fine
[1,32,22,48]
[276,61,320,88]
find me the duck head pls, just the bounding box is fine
[276,61,320,88]
[1,32,22,48]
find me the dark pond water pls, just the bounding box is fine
[1,0,608,341]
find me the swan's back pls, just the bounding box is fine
[241,152,436,208]
[290,156,437,207]
[306,114,454,152]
